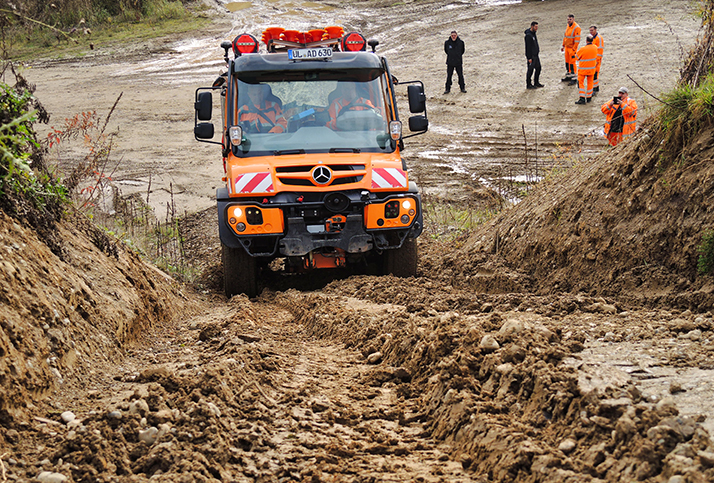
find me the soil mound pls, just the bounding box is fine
[0,209,199,422]
[444,115,714,310]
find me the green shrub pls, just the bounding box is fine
[656,73,714,167]
[698,229,714,275]
[0,80,67,210]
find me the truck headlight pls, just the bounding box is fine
[229,126,243,145]
[389,120,402,140]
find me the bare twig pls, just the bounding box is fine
[1,451,7,482]
[626,74,676,107]
[147,174,152,204]
[521,123,528,169]
[0,9,78,44]
[534,121,538,182]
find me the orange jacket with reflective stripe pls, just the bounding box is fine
[563,22,581,49]
[576,44,598,74]
[238,100,287,133]
[592,33,604,60]
[326,97,376,129]
[601,98,638,136]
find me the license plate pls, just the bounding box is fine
[288,47,333,60]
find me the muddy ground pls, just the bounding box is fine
[2,0,714,482]
[23,0,699,212]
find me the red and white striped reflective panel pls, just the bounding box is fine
[234,172,274,194]
[371,168,407,189]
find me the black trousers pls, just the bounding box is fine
[446,64,465,90]
[526,56,541,86]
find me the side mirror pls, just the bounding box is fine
[408,115,428,132]
[195,91,213,121]
[407,84,426,113]
[194,122,214,139]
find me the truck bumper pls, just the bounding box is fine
[217,189,423,258]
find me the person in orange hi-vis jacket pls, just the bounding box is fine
[326,82,377,130]
[574,35,598,105]
[601,87,638,146]
[238,84,287,133]
[589,25,604,93]
[560,14,581,85]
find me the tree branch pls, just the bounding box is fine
[0,8,78,43]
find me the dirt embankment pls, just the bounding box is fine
[0,210,199,422]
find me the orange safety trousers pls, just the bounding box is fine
[565,47,577,76]
[606,132,623,146]
[578,73,594,98]
[577,44,598,98]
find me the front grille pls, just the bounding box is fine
[278,178,313,186]
[331,175,364,185]
[276,164,366,187]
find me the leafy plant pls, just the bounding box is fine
[0,80,67,208]
[45,94,121,210]
[697,229,714,275]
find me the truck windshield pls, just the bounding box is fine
[231,77,393,156]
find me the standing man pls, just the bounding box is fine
[525,21,543,89]
[601,87,638,146]
[444,30,466,94]
[575,35,598,104]
[561,14,581,86]
[589,25,604,93]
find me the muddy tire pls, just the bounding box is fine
[383,238,418,277]
[222,243,258,298]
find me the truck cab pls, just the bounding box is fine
[194,27,428,297]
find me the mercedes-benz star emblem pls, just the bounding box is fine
[312,166,332,185]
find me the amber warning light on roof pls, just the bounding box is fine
[229,27,368,55]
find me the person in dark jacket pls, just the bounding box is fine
[444,31,466,94]
[525,21,544,89]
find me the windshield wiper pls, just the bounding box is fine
[329,147,361,153]
[274,149,306,156]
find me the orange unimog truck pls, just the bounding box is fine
[194,27,429,297]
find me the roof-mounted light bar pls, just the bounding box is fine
[227,26,375,56]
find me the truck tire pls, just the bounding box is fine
[383,238,418,277]
[222,243,258,298]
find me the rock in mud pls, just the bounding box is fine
[367,351,383,364]
[139,426,159,445]
[128,399,149,416]
[479,335,499,352]
[698,450,714,468]
[37,472,68,483]
[60,411,75,423]
[558,438,576,454]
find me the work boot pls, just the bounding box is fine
[575,97,586,105]
[460,88,467,93]
[568,79,577,86]
[586,97,592,103]
[593,86,599,93]
[527,84,537,90]
[535,83,545,88]
[561,75,572,82]
[443,89,450,94]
